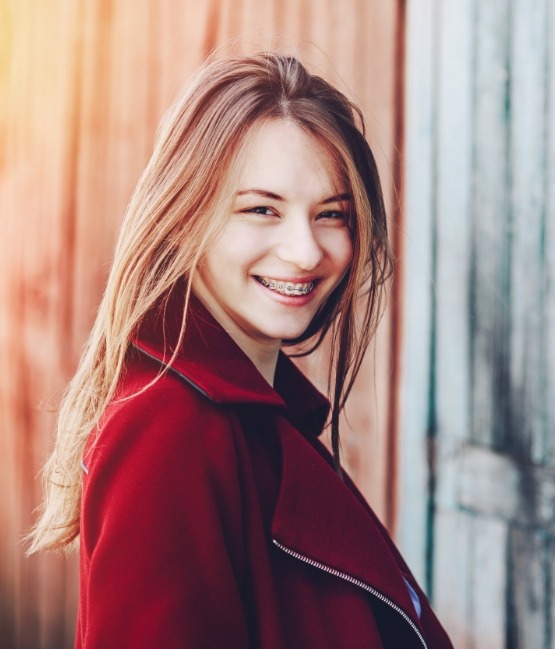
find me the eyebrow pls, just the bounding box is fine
[236,189,352,204]
[237,189,284,201]
[321,192,352,205]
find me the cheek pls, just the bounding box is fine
[200,232,245,275]
[329,230,354,273]
[210,224,269,267]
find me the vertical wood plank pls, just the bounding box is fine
[433,0,473,508]
[545,0,555,464]
[508,0,548,462]
[397,0,436,585]
[2,0,83,645]
[0,7,28,645]
[470,0,512,448]
[507,528,550,649]
[154,2,214,107]
[549,536,555,649]
[70,0,117,349]
[432,510,472,648]
[469,517,507,649]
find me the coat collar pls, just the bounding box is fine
[133,286,330,435]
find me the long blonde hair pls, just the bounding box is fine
[28,51,393,553]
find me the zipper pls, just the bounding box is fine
[272,539,428,649]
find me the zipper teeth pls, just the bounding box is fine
[272,539,428,649]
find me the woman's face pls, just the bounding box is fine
[192,119,353,362]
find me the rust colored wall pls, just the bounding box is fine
[0,1,401,646]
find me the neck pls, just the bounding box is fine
[215,324,280,386]
[241,342,280,386]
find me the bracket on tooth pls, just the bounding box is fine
[258,277,313,296]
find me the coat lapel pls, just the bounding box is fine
[271,419,424,635]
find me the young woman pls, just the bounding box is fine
[29,52,453,648]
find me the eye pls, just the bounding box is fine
[318,210,348,221]
[240,206,278,217]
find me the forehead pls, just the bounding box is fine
[236,119,345,199]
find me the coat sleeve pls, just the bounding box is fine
[78,374,250,648]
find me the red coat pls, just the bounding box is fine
[76,295,453,648]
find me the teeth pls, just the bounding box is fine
[257,276,314,296]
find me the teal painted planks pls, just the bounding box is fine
[509,0,549,463]
[471,0,512,449]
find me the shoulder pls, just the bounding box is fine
[83,351,242,484]
[80,351,247,552]
[79,351,249,625]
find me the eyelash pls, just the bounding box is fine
[240,206,348,220]
[242,206,276,216]
[318,210,347,220]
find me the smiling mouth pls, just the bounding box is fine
[255,276,315,296]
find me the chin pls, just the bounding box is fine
[257,324,309,344]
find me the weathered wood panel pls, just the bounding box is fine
[471,517,508,649]
[471,0,512,450]
[547,0,555,467]
[432,510,473,648]
[0,1,402,647]
[397,0,436,586]
[402,0,555,646]
[507,527,552,648]
[459,444,555,531]
[509,0,548,463]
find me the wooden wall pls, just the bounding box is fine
[0,1,402,647]
[400,0,555,647]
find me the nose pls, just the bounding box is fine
[274,216,324,270]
